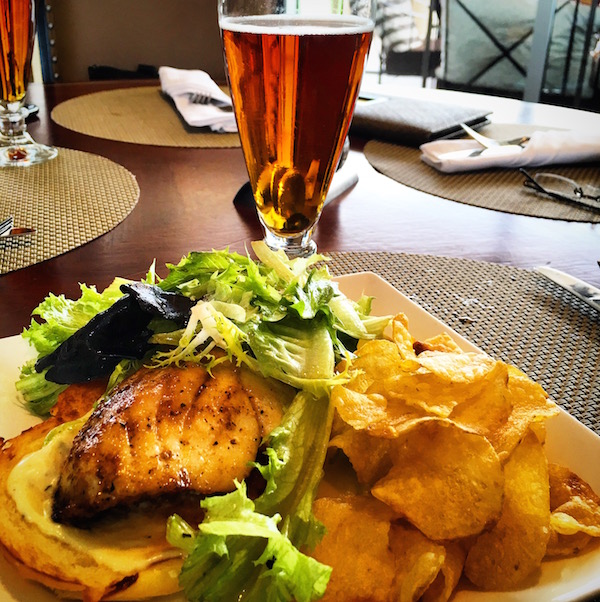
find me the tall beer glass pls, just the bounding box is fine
[218,0,374,257]
[0,0,57,167]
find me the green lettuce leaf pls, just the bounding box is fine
[160,249,281,307]
[255,391,334,549]
[22,279,127,356]
[14,362,67,416]
[17,279,129,415]
[153,248,382,395]
[168,482,330,602]
[246,317,346,396]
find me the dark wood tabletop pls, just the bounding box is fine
[1,80,599,338]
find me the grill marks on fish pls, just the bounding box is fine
[52,362,267,524]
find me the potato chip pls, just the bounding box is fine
[552,507,600,537]
[335,342,507,437]
[421,542,466,602]
[413,332,463,355]
[388,522,465,602]
[448,361,511,441]
[416,350,499,385]
[329,427,393,486]
[391,313,417,359]
[489,366,559,460]
[338,338,405,398]
[344,370,372,395]
[370,351,505,418]
[544,463,600,556]
[529,420,547,445]
[545,527,592,558]
[331,384,425,438]
[464,430,550,590]
[352,339,404,386]
[372,418,504,540]
[549,463,600,511]
[321,312,597,599]
[331,386,388,428]
[311,496,396,602]
[389,522,445,602]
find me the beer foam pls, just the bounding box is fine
[220,14,374,36]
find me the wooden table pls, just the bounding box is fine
[1,80,599,338]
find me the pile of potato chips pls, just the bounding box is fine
[310,314,600,601]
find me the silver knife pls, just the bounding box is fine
[435,145,525,162]
[536,266,600,312]
[0,226,35,238]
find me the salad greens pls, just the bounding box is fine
[15,241,391,602]
[15,264,160,415]
[33,283,196,386]
[18,242,388,414]
[16,278,129,414]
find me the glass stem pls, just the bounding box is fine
[0,108,30,143]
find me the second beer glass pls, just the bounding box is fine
[0,0,57,166]
[219,0,374,257]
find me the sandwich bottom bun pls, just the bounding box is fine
[0,417,185,602]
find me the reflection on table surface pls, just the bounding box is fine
[0,80,598,338]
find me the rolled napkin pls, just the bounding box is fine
[159,66,237,133]
[420,129,600,173]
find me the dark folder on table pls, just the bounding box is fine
[350,95,491,147]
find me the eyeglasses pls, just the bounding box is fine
[520,169,600,213]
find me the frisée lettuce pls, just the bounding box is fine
[152,242,388,395]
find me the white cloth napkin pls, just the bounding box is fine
[159,66,237,133]
[420,129,600,173]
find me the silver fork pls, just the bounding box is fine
[460,123,530,149]
[188,92,232,110]
[188,92,212,104]
[0,215,14,237]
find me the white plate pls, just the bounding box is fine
[0,272,598,602]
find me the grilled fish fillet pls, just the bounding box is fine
[52,361,289,524]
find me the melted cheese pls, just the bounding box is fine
[7,419,181,572]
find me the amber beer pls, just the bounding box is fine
[222,16,372,237]
[0,0,35,106]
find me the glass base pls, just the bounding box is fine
[0,108,58,167]
[263,229,317,258]
[0,139,58,167]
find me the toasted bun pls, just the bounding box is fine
[0,418,183,602]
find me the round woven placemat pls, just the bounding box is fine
[51,86,241,148]
[0,148,139,274]
[325,252,599,435]
[363,137,600,223]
